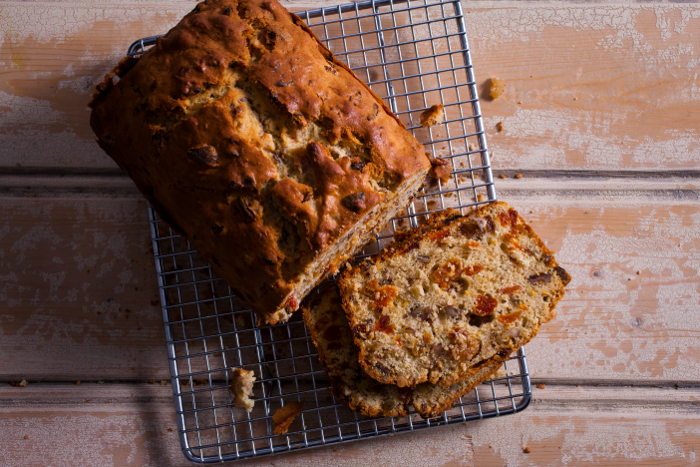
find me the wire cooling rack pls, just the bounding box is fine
[133,0,532,463]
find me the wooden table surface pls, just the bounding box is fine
[1,0,699,465]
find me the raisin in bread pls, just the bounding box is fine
[339,202,570,387]
[303,285,506,418]
[89,0,430,325]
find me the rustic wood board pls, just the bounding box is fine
[0,383,475,467]
[1,3,698,171]
[3,383,697,466]
[1,181,698,382]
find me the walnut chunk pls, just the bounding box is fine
[272,401,304,435]
[187,145,218,166]
[448,328,480,361]
[489,77,505,99]
[420,104,445,127]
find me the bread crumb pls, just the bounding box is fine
[496,121,504,132]
[430,158,451,183]
[636,271,641,275]
[524,446,531,454]
[147,379,155,384]
[193,378,207,386]
[168,427,174,432]
[75,381,81,386]
[468,144,476,152]
[517,100,522,104]
[160,380,168,385]
[18,379,27,387]
[536,383,545,389]
[477,194,484,202]
[420,104,445,127]
[499,174,506,179]
[272,401,304,435]
[489,77,505,99]
[24,435,29,440]
[573,97,577,100]
[514,174,523,179]
[230,368,256,413]
[98,380,105,385]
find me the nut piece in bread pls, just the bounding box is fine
[303,285,506,418]
[89,0,431,325]
[339,202,570,387]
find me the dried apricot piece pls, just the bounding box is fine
[433,259,462,289]
[498,311,522,324]
[473,295,498,316]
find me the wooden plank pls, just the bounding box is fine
[0,195,171,380]
[467,384,700,466]
[0,383,475,467]
[467,5,700,172]
[1,3,698,171]
[2,383,698,466]
[1,182,699,382]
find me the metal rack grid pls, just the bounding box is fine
[134,0,532,463]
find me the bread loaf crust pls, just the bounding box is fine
[89,0,430,324]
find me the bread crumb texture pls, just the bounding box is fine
[229,368,256,412]
[89,0,430,325]
[339,202,571,387]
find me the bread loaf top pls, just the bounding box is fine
[89,0,430,324]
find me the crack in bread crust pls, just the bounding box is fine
[89,0,430,324]
[339,201,571,387]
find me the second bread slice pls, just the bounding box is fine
[339,202,570,388]
[303,285,505,418]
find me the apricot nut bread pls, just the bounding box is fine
[339,202,570,387]
[303,285,506,418]
[89,0,430,324]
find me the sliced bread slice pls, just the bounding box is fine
[339,201,570,387]
[302,286,505,418]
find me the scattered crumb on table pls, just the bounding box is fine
[515,173,523,179]
[499,174,506,179]
[536,383,546,389]
[496,121,504,132]
[489,77,505,99]
[524,446,531,454]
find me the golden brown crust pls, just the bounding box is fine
[89,0,430,324]
[339,201,570,387]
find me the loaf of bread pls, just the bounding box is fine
[89,0,431,324]
[303,285,506,418]
[339,202,570,387]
